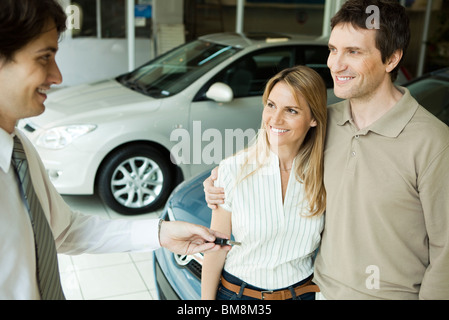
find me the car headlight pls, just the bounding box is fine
[36,125,97,149]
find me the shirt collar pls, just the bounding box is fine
[0,127,15,173]
[337,86,419,138]
[337,99,352,127]
[268,148,298,170]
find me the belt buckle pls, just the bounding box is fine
[260,290,273,300]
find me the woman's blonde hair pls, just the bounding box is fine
[237,65,327,217]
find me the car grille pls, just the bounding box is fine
[174,253,203,280]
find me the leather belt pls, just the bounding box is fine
[220,276,320,300]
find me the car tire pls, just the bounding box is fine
[97,144,174,215]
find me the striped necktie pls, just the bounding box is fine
[11,136,65,300]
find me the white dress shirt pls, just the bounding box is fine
[0,128,161,299]
[216,150,324,290]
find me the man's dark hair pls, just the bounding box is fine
[0,0,67,63]
[331,0,410,82]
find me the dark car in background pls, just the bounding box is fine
[405,67,449,126]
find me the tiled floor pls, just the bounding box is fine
[57,194,162,300]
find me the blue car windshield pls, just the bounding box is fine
[119,40,240,98]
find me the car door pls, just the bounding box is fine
[187,47,296,177]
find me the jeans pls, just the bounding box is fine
[216,270,316,301]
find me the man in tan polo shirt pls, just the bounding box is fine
[204,0,449,299]
[311,0,449,300]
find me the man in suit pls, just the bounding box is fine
[0,0,227,300]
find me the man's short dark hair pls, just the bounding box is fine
[331,0,411,82]
[0,0,67,63]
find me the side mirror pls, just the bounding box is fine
[205,82,234,103]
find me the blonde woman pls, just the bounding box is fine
[201,66,327,300]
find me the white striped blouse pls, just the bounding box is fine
[215,150,324,290]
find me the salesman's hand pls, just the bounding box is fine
[159,221,230,255]
[203,167,225,210]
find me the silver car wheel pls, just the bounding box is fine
[110,156,164,209]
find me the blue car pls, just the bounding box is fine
[153,170,211,300]
[152,67,449,300]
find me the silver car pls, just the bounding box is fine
[18,32,351,214]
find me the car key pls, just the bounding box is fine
[213,237,241,246]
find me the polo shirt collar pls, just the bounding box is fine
[338,86,419,138]
[337,99,352,127]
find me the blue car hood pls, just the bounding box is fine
[169,171,211,227]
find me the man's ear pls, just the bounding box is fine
[385,49,403,73]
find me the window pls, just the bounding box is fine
[210,48,295,98]
[302,45,333,89]
[71,0,152,39]
[101,0,126,38]
[70,0,97,37]
[118,39,240,98]
[200,45,332,101]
